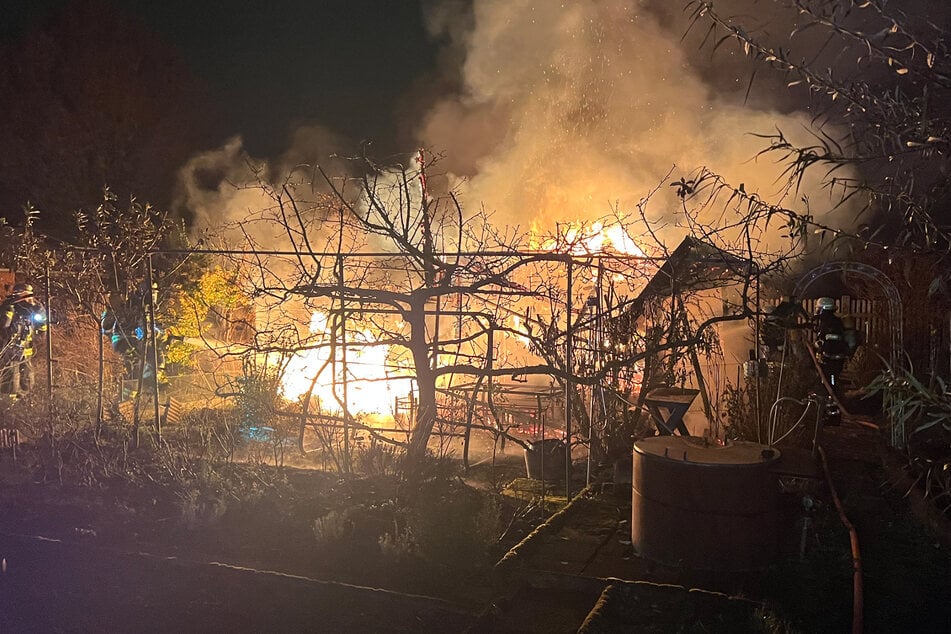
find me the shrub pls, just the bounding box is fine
[864,362,951,449]
[402,479,500,568]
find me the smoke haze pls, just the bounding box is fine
[178,0,858,253]
[417,0,852,245]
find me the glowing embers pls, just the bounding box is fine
[534,219,647,256]
[279,311,410,417]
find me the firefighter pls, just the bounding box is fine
[0,283,47,397]
[134,317,169,384]
[101,285,168,386]
[101,294,139,378]
[813,297,849,390]
[762,294,808,359]
[137,282,169,385]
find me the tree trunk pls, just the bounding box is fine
[406,309,437,465]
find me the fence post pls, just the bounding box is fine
[45,265,54,439]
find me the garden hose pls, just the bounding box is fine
[805,345,864,633]
[818,444,864,634]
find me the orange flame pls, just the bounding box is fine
[279,312,410,417]
[534,219,646,256]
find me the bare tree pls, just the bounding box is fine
[218,154,554,467]
[41,192,197,438]
[211,149,804,473]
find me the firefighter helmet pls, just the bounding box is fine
[816,297,835,311]
[11,283,33,297]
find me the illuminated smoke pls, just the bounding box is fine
[175,125,346,245]
[418,0,855,246]
[175,1,862,252]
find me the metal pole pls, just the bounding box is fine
[586,259,603,487]
[146,255,161,441]
[337,255,350,475]
[45,264,54,436]
[97,297,105,437]
[754,273,761,444]
[565,257,573,499]
[341,305,350,473]
[541,381,547,513]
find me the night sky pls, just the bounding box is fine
[5,0,443,155]
[131,0,443,155]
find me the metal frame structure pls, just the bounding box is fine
[34,242,758,499]
[146,247,665,498]
[793,261,903,370]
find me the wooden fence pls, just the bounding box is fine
[801,295,889,350]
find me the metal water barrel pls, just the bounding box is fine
[523,438,566,481]
[631,436,781,570]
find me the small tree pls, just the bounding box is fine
[44,191,200,436]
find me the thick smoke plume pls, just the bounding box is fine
[177,0,855,255]
[175,125,348,248]
[418,0,852,246]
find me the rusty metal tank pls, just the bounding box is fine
[523,438,567,481]
[631,436,781,571]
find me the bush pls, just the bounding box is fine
[721,358,822,447]
[864,363,951,448]
[402,478,500,568]
[352,438,403,477]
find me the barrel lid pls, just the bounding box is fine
[633,436,780,466]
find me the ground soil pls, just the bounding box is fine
[0,449,530,632]
[1,419,949,633]
[465,413,951,633]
